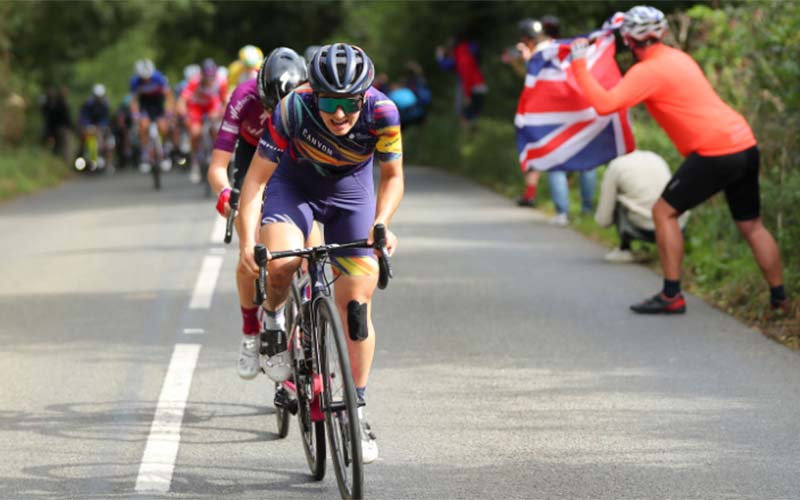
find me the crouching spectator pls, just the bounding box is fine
[595,150,689,263]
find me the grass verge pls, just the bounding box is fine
[0,147,71,202]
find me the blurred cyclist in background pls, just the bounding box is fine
[77,83,113,171]
[227,44,264,96]
[178,58,228,183]
[130,58,174,173]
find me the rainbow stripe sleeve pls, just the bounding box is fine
[373,99,403,162]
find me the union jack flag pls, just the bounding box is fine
[515,14,635,172]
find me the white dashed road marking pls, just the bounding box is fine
[135,343,201,493]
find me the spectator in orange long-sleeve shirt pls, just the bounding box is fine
[570,5,788,316]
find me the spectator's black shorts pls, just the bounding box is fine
[662,145,760,221]
[461,92,484,121]
[232,137,257,191]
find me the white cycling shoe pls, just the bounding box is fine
[237,335,260,380]
[189,164,202,184]
[262,329,291,382]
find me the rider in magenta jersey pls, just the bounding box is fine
[206,48,310,375]
[237,43,403,464]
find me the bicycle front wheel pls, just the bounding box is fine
[290,277,326,479]
[316,297,363,499]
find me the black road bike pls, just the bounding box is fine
[254,224,393,500]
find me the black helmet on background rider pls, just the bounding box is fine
[257,47,307,110]
[308,43,374,95]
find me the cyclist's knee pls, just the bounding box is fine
[266,259,299,287]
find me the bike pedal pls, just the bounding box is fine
[274,389,299,415]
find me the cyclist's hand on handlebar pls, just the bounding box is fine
[216,187,232,217]
[238,245,260,277]
[369,224,398,257]
[384,229,397,256]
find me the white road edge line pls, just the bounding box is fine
[210,216,226,243]
[135,343,201,493]
[189,255,224,310]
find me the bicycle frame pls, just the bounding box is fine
[254,224,393,419]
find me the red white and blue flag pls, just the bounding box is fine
[515,14,635,172]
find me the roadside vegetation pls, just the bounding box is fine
[0,148,70,201]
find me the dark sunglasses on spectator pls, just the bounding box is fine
[317,95,363,114]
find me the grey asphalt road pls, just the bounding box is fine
[0,167,798,500]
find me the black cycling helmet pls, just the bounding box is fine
[308,43,374,95]
[257,47,307,110]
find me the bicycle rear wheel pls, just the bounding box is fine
[316,297,363,499]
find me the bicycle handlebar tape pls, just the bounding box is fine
[373,223,387,247]
[223,188,240,244]
[254,244,268,305]
[373,224,393,290]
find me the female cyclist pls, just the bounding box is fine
[237,43,404,463]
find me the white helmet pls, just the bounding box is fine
[183,64,201,81]
[92,83,106,98]
[621,5,668,42]
[135,59,155,79]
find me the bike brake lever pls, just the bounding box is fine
[224,188,240,244]
[254,244,268,304]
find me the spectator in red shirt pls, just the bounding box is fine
[436,33,488,131]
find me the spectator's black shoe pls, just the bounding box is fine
[516,196,537,207]
[630,293,686,314]
[764,298,791,321]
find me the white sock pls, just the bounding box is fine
[264,307,285,331]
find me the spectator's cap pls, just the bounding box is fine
[519,16,560,39]
[92,84,106,98]
[519,18,543,39]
